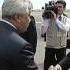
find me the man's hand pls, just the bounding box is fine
[48,65,54,70]
[54,64,62,70]
[48,64,62,70]
[50,11,57,20]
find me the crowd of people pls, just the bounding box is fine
[0,0,70,70]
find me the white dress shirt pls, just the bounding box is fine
[43,14,70,34]
[42,14,70,48]
[56,14,70,32]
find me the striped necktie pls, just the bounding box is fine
[59,16,62,21]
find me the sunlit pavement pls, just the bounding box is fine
[34,39,45,70]
[34,22,45,70]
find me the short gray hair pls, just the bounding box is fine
[2,0,31,18]
[24,0,33,13]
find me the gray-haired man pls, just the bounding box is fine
[0,0,38,70]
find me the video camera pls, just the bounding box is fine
[42,1,58,19]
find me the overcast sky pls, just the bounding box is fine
[0,0,70,10]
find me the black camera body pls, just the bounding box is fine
[42,1,58,19]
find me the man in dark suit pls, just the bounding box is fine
[20,15,37,54]
[19,1,37,54]
[0,0,38,70]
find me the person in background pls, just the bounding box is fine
[43,0,70,70]
[66,30,70,49]
[19,0,37,54]
[0,0,38,70]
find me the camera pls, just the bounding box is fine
[42,1,58,19]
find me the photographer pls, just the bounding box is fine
[43,1,70,70]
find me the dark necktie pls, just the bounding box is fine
[59,16,62,21]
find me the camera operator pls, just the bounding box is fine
[43,1,70,70]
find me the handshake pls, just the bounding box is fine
[48,64,62,70]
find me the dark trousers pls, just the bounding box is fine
[66,39,70,49]
[44,47,66,70]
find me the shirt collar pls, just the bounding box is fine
[57,14,64,18]
[0,19,16,29]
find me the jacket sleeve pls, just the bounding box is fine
[18,45,38,70]
[59,53,70,70]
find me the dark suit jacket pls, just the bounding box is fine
[59,53,70,70]
[20,16,37,54]
[0,21,38,70]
